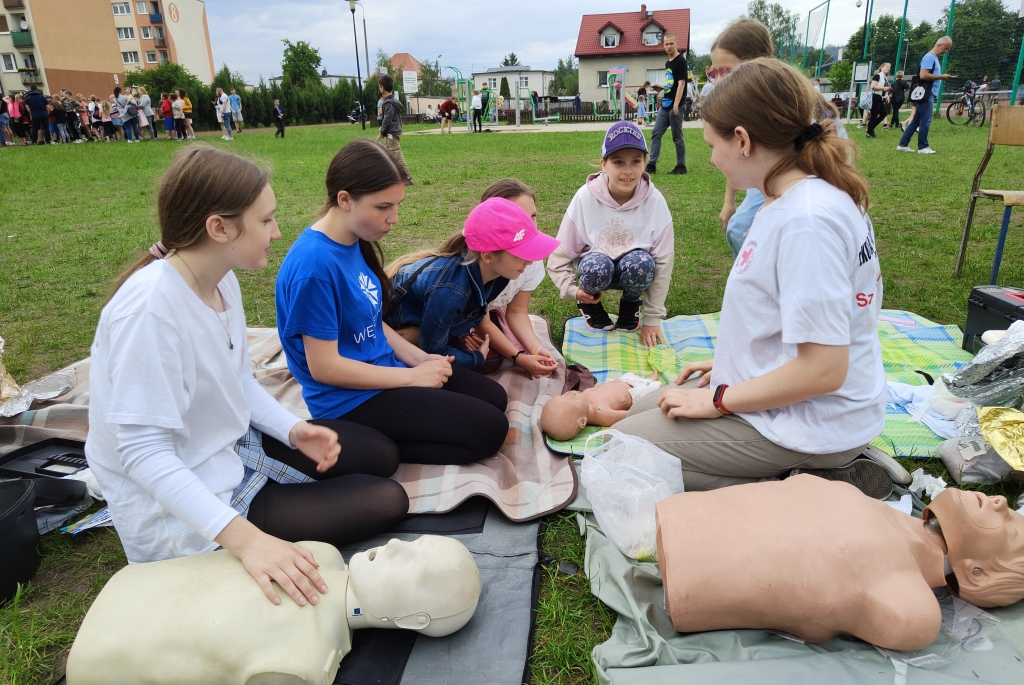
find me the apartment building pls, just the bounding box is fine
[0,0,214,97]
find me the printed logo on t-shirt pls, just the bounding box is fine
[596,217,636,256]
[856,233,877,267]
[358,273,379,306]
[514,229,525,242]
[736,240,757,274]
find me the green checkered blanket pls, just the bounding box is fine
[547,310,974,458]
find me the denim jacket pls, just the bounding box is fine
[386,254,509,369]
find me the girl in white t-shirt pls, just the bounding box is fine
[468,179,559,378]
[616,58,890,498]
[87,146,409,606]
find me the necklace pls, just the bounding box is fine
[174,255,234,350]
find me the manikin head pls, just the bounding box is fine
[347,535,481,637]
[541,391,590,441]
[924,489,1024,608]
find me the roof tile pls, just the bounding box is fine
[575,8,690,57]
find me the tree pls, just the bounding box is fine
[828,60,852,92]
[549,55,579,95]
[499,76,511,99]
[501,52,522,67]
[375,48,398,79]
[416,58,452,96]
[281,39,323,88]
[689,53,711,80]
[212,64,247,93]
[746,0,800,56]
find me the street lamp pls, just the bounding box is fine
[346,0,365,129]
[355,2,369,97]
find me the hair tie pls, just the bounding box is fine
[149,242,170,259]
[794,123,824,149]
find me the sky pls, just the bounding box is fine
[205,0,873,84]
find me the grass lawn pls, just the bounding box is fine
[1,119,1023,685]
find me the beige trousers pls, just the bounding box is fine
[613,381,866,491]
[383,136,409,178]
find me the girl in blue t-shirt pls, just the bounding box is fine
[276,139,509,466]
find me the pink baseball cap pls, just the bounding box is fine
[463,197,560,261]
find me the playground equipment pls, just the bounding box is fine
[445,66,474,133]
[595,67,628,121]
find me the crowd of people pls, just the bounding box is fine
[0,84,258,147]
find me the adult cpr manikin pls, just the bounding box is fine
[66,535,481,685]
[656,475,1024,651]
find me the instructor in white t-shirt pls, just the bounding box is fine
[616,59,891,498]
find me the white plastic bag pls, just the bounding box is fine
[937,437,1012,485]
[579,430,684,562]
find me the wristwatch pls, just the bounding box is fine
[712,384,733,415]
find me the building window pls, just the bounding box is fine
[488,78,497,89]
[1,54,16,72]
[117,27,136,39]
[646,69,666,86]
[0,15,8,33]
[122,51,140,63]
[112,2,132,15]
[598,71,609,87]
[519,76,529,88]
[151,1,160,12]
[155,26,164,38]
[159,50,168,62]
[136,1,147,13]
[141,26,152,38]
[146,51,157,63]
[22,53,35,68]
[643,30,663,46]
[603,33,619,48]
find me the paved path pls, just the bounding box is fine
[408,120,706,135]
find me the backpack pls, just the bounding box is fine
[908,76,929,104]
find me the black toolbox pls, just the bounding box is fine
[0,479,41,604]
[962,285,1024,353]
[0,438,89,506]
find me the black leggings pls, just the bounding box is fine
[337,365,509,465]
[889,101,903,128]
[473,108,482,132]
[867,94,887,135]
[246,419,409,548]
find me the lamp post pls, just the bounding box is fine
[356,2,369,94]
[346,0,365,129]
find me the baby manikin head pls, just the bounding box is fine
[541,392,590,441]
[347,535,481,637]
[924,489,1024,608]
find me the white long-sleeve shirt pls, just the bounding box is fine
[86,261,300,563]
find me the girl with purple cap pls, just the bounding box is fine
[547,120,674,347]
[386,194,560,374]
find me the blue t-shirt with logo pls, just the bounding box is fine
[228,93,242,111]
[276,228,404,418]
[921,52,942,97]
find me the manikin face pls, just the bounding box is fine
[600,149,646,200]
[926,489,1024,607]
[348,536,481,620]
[225,184,281,271]
[341,183,406,243]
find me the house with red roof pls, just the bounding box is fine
[574,4,690,105]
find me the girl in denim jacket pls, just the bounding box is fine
[386,198,559,372]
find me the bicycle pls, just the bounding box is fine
[946,83,985,127]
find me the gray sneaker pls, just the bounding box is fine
[791,458,894,500]
[860,445,912,485]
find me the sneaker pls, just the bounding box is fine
[578,301,614,331]
[221,135,230,140]
[615,298,642,331]
[791,458,893,500]
[668,164,687,175]
[860,445,912,486]
[645,162,656,174]
[896,145,913,152]
[865,133,876,139]
[918,147,936,154]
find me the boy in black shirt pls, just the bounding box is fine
[647,32,688,175]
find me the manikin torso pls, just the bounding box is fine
[656,475,948,651]
[583,380,635,425]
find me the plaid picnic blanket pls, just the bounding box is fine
[0,318,576,522]
[547,310,974,458]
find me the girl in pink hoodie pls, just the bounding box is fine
[547,121,674,347]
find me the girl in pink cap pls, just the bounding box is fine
[386,194,560,373]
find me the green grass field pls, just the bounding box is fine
[1,119,1022,685]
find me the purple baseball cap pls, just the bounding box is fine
[601,121,649,158]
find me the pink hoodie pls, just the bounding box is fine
[547,172,674,325]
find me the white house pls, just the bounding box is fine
[575,4,691,105]
[470,66,556,101]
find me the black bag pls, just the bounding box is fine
[908,76,928,104]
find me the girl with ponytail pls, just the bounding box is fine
[615,59,890,498]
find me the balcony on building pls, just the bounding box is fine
[2,0,26,9]
[150,12,162,23]
[19,68,42,85]
[11,30,32,48]
[154,37,167,48]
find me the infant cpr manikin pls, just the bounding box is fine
[66,536,482,685]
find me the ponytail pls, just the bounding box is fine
[384,232,477,278]
[702,58,869,210]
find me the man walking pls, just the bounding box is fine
[897,36,954,155]
[23,84,51,144]
[646,32,687,175]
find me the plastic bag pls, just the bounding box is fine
[580,430,684,562]
[937,437,1012,485]
[943,320,1024,408]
